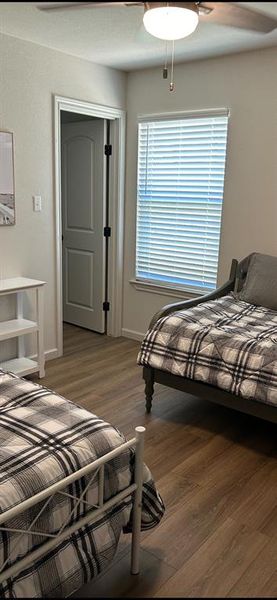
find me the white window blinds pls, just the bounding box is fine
[136,112,229,293]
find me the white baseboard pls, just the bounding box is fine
[45,348,59,361]
[30,348,59,362]
[121,328,145,342]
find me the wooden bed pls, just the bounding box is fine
[142,254,277,425]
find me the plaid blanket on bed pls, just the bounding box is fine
[0,372,164,598]
[138,294,277,406]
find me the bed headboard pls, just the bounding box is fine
[235,253,255,292]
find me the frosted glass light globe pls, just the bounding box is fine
[143,5,199,41]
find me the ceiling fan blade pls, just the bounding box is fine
[199,2,277,33]
[198,2,277,33]
[37,2,142,11]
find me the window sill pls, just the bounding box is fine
[129,279,206,300]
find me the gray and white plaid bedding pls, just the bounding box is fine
[138,294,277,406]
[0,372,164,598]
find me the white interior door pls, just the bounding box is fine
[61,119,107,333]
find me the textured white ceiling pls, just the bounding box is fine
[0,2,277,71]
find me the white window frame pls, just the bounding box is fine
[131,108,230,298]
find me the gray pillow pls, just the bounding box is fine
[239,253,277,311]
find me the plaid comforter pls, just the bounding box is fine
[138,294,277,406]
[0,372,164,598]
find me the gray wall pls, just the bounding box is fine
[122,47,277,339]
[1,34,276,350]
[0,33,126,358]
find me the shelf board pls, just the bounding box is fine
[0,278,45,295]
[0,357,39,377]
[0,319,38,342]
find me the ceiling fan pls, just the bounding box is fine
[37,2,277,90]
[37,2,277,35]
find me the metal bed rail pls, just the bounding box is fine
[0,425,145,584]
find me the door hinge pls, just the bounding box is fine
[103,301,110,312]
[104,226,111,238]
[104,144,112,156]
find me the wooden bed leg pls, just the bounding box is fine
[144,368,154,414]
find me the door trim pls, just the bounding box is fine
[54,95,126,356]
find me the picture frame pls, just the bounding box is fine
[0,131,15,225]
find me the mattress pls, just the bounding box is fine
[0,371,164,598]
[138,294,277,407]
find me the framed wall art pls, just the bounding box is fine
[0,131,15,225]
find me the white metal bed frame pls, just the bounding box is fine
[0,426,145,588]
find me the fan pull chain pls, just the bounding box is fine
[163,41,168,79]
[170,40,175,92]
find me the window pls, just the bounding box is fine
[136,110,229,294]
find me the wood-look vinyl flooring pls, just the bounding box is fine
[34,323,277,598]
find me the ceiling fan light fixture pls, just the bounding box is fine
[143,3,199,41]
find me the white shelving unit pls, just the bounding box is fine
[0,278,46,378]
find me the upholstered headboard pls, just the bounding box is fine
[235,253,255,292]
[236,252,277,311]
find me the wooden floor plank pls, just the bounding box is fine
[141,454,267,571]
[227,536,277,597]
[155,518,267,598]
[72,546,176,598]
[32,324,277,598]
[259,571,277,598]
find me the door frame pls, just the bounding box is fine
[54,95,126,356]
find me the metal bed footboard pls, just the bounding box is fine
[0,426,145,585]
